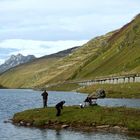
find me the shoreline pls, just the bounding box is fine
[12,119,140,136]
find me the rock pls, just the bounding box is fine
[45,121,49,125]
[96,89,106,98]
[122,127,128,132]
[61,125,69,129]
[112,126,121,132]
[91,123,96,126]
[3,119,12,123]
[19,121,25,126]
[3,120,9,123]
[26,123,31,126]
[96,125,110,129]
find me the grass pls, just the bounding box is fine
[45,82,140,98]
[78,82,140,98]
[13,106,140,131]
[0,84,7,89]
[46,83,80,91]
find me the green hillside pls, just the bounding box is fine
[0,14,140,89]
[0,32,113,88]
[72,14,140,80]
[0,47,79,88]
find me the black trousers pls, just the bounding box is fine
[56,107,61,116]
[43,99,47,108]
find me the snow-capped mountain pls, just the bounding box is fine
[0,54,36,73]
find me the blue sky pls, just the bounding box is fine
[0,0,140,64]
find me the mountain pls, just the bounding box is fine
[0,47,79,88]
[0,54,36,73]
[0,14,140,88]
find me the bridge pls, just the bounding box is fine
[73,73,140,86]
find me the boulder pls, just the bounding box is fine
[61,125,69,129]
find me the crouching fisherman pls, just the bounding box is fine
[55,101,65,116]
[84,94,97,106]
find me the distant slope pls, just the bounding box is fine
[0,14,140,89]
[0,47,78,88]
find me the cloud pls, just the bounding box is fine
[0,0,140,40]
[0,0,140,64]
[0,39,87,64]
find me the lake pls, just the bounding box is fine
[0,89,139,140]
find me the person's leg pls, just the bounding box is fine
[58,108,61,116]
[44,100,47,107]
[56,107,61,116]
[43,99,46,108]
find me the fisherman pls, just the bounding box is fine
[84,96,92,106]
[41,90,48,108]
[55,101,65,116]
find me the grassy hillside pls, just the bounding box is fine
[0,14,140,89]
[72,14,140,80]
[0,48,78,88]
[0,32,113,88]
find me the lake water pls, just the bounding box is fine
[0,89,139,140]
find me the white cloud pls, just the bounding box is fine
[0,0,140,41]
[0,0,140,64]
[0,39,87,64]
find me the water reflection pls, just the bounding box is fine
[35,129,139,140]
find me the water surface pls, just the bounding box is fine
[0,89,139,140]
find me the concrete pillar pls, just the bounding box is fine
[110,79,114,84]
[135,76,140,82]
[114,78,118,84]
[125,77,129,83]
[106,79,110,84]
[118,78,124,83]
[129,77,134,83]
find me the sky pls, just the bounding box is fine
[0,0,140,64]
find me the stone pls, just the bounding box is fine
[20,121,25,126]
[26,123,31,126]
[61,125,69,129]
[96,125,110,129]
[112,126,121,132]
[3,120,9,123]
[3,119,12,123]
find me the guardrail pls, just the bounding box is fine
[75,74,140,86]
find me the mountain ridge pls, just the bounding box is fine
[0,54,36,74]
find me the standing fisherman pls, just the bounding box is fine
[41,90,48,108]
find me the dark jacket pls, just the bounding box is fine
[41,91,48,100]
[55,101,65,109]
